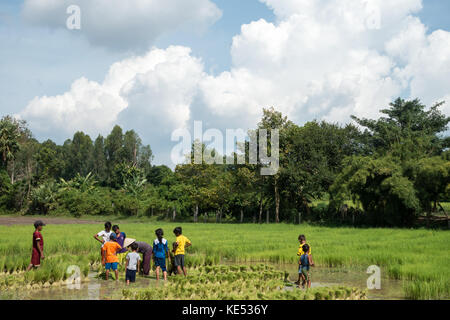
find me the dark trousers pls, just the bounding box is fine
[142,252,152,275]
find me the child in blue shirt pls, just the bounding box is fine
[299,244,314,289]
[153,228,169,281]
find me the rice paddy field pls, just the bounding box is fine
[0,220,449,300]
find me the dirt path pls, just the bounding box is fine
[0,216,102,226]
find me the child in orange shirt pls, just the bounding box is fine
[102,233,122,281]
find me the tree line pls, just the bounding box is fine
[1,98,449,227]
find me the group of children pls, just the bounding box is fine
[26,220,314,289]
[94,222,192,284]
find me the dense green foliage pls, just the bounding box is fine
[0,97,449,226]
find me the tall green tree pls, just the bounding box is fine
[352,98,450,159]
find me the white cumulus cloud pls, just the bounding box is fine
[18,0,450,165]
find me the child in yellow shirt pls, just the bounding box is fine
[173,227,191,276]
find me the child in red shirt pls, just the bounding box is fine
[26,220,46,271]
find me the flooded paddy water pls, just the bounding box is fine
[0,263,405,300]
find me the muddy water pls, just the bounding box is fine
[0,265,405,300]
[0,272,161,300]
[281,264,405,300]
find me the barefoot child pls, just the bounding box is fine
[26,220,46,271]
[125,242,140,285]
[173,227,191,277]
[299,244,314,288]
[102,233,122,281]
[296,234,313,285]
[153,228,169,281]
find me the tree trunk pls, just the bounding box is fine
[219,207,223,223]
[298,211,302,225]
[203,212,207,223]
[438,202,449,229]
[172,207,176,221]
[151,207,154,217]
[10,159,15,184]
[258,194,263,224]
[274,178,280,223]
[194,204,199,223]
[266,208,269,224]
[240,208,244,223]
[165,208,169,220]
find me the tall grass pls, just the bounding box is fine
[0,222,448,299]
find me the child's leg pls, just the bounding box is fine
[105,269,110,280]
[114,269,119,281]
[156,266,160,280]
[182,266,187,277]
[176,265,183,275]
[163,271,167,281]
[26,264,33,272]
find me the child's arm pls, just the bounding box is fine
[185,240,192,249]
[101,249,106,265]
[125,259,129,270]
[94,233,104,244]
[309,255,314,267]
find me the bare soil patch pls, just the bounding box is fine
[0,216,101,226]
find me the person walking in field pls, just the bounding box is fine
[295,234,314,286]
[112,225,127,265]
[173,227,191,276]
[299,244,313,289]
[125,242,140,285]
[123,238,153,276]
[26,220,46,271]
[153,228,169,281]
[102,233,122,281]
[94,221,113,257]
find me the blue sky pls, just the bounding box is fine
[1,0,449,165]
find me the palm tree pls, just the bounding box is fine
[0,116,22,169]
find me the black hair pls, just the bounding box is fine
[105,221,112,230]
[298,234,306,241]
[130,242,138,251]
[173,227,182,235]
[34,221,44,229]
[155,228,164,242]
[112,225,119,232]
[302,244,309,254]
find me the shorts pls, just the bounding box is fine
[126,269,136,282]
[105,262,119,270]
[299,265,310,281]
[173,254,185,268]
[154,257,167,272]
[298,265,310,273]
